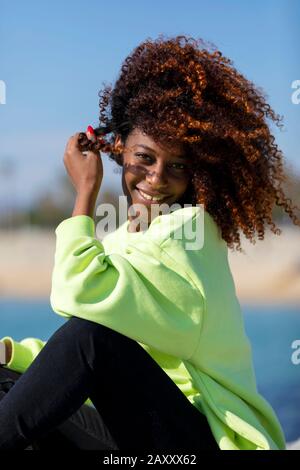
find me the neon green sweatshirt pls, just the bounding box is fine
[1,206,286,450]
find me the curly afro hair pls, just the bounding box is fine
[80,34,300,252]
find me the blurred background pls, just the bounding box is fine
[0,0,299,445]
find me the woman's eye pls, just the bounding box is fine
[135,153,151,159]
[135,153,152,162]
[170,163,187,170]
[134,153,188,171]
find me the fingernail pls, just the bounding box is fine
[86,125,96,143]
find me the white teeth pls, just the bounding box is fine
[138,189,165,201]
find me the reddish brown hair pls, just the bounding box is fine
[80,34,300,251]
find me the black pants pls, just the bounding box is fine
[0,317,219,451]
[0,368,118,450]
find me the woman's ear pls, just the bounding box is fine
[114,134,123,152]
[113,134,124,166]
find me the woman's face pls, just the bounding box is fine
[115,128,192,227]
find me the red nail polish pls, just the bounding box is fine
[87,125,95,135]
[86,125,96,143]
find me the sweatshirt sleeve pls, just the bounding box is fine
[0,336,46,373]
[50,215,203,360]
[0,335,94,407]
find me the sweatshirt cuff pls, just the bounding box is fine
[55,215,95,239]
[0,337,33,374]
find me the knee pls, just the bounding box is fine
[54,317,134,361]
[61,317,115,344]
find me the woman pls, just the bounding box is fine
[1,34,299,450]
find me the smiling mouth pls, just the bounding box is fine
[135,187,170,203]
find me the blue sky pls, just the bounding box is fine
[0,0,299,208]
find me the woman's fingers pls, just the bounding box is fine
[64,130,101,164]
[63,131,103,194]
[65,133,82,155]
[86,125,96,143]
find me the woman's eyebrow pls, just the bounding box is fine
[134,144,157,153]
[135,144,186,159]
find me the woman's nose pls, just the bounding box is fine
[145,165,168,188]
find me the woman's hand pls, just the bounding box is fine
[63,131,103,197]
